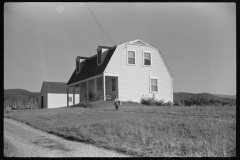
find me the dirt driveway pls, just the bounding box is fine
[4,118,131,157]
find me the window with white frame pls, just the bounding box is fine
[68,97,72,102]
[112,78,116,91]
[150,76,159,92]
[143,52,151,66]
[127,50,136,65]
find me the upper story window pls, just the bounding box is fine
[150,76,159,93]
[76,60,80,73]
[127,50,136,65]
[112,78,116,92]
[97,50,102,65]
[143,51,152,66]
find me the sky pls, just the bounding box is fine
[4,2,236,95]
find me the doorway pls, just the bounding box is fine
[41,96,44,109]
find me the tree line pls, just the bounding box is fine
[4,89,39,110]
[174,97,235,107]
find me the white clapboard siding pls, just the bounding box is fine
[105,43,172,103]
[47,93,79,108]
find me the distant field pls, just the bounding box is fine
[4,101,236,157]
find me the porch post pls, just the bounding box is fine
[67,86,69,107]
[117,76,120,100]
[94,78,97,93]
[103,73,106,100]
[79,83,81,103]
[86,81,89,101]
[73,85,75,105]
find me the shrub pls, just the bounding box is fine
[85,90,103,102]
[165,101,173,106]
[141,94,166,106]
[91,91,103,101]
[140,96,152,106]
[173,100,182,106]
[155,99,165,106]
[140,94,156,106]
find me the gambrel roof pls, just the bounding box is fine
[41,81,79,94]
[67,39,173,86]
[67,46,117,85]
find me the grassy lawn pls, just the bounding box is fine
[4,101,236,157]
[4,138,21,157]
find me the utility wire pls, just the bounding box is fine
[85,3,115,45]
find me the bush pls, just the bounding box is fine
[92,91,103,101]
[85,90,103,102]
[140,94,167,106]
[140,96,153,106]
[173,100,182,106]
[165,101,173,106]
[140,94,156,106]
[155,99,165,106]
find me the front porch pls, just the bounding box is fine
[67,73,119,106]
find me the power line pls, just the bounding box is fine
[85,3,115,45]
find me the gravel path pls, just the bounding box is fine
[4,118,131,157]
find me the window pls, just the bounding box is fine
[127,50,136,65]
[143,52,151,66]
[76,60,80,73]
[150,76,159,92]
[97,50,102,65]
[112,78,116,91]
[68,97,72,102]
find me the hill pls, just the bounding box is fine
[4,89,40,103]
[213,94,236,100]
[173,92,235,105]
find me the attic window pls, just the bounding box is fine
[127,50,136,65]
[143,51,152,66]
[97,50,102,65]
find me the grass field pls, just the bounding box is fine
[4,138,21,157]
[4,101,236,157]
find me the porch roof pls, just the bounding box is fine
[42,81,80,94]
[67,46,117,86]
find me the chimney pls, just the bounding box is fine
[76,56,88,74]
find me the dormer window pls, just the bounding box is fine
[97,50,102,65]
[76,56,88,74]
[76,59,80,73]
[97,46,111,66]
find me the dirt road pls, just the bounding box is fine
[4,118,131,157]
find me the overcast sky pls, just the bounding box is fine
[4,2,236,95]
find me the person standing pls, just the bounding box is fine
[114,96,120,110]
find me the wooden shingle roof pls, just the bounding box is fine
[67,46,117,85]
[42,81,80,93]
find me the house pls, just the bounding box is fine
[38,81,80,109]
[67,39,173,105]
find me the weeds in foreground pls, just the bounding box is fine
[4,138,20,157]
[4,103,236,157]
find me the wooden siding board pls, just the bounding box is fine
[105,44,172,102]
